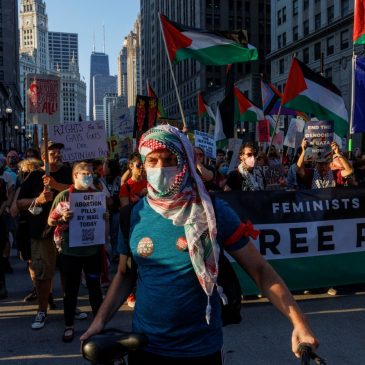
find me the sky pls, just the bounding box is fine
[42,0,140,99]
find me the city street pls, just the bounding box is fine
[0,251,364,365]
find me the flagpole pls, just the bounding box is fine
[348,49,356,160]
[267,105,283,157]
[158,13,187,129]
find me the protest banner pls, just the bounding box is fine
[257,120,271,142]
[262,165,286,191]
[26,74,61,125]
[194,130,216,159]
[304,120,334,160]
[69,192,106,247]
[133,95,158,145]
[216,187,365,294]
[284,118,305,148]
[48,121,108,162]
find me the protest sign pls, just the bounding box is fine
[227,138,242,173]
[304,120,334,161]
[114,109,133,138]
[272,130,284,149]
[216,188,365,294]
[69,192,106,247]
[134,95,158,144]
[194,130,216,159]
[107,136,120,159]
[257,120,270,142]
[26,74,61,125]
[284,118,305,148]
[48,121,108,162]
[263,165,286,191]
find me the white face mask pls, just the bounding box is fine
[244,156,255,168]
[146,166,178,192]
[77,174,93,189]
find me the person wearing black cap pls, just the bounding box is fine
[17,141,72,329]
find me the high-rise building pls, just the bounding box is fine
[126,16,142,107]
[89,51,110,120]
[103,93,118,137]
[0,0,23,152]
[268,0,353,108]
[117,39,128,98]
[48,32,79,72]
[92,74,117,121]
[140,1,271,127]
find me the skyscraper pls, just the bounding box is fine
[48,32,79,72]
[92,74,117,121]
[89,51,110,120]
[117,39,128,98]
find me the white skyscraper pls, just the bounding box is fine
[117,39,128,98]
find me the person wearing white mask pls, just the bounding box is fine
[48,162,104,343]
[224,143,265,191]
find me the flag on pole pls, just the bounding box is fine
[198,92,216,135]
[353,0,365,45]
[159,14,258,65]
[351,56,365,133]
[146,81,166,118]
[234,86,264,122]
[282,58,349,137]
[214,106,226,142]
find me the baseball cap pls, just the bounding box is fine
[41,141,64,154]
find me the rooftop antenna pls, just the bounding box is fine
[103,24,106,53]
[93,32,96,52]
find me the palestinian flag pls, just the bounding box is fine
[234,86,264,122]
[146,82,166,119]
[282,58,349,137]
[198,92,216,134]
[159,14,258,65]
[354,0,365,45]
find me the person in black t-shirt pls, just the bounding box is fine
[17,141,72,330]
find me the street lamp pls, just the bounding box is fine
[14,125,26,153]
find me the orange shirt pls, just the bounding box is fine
[119,178,148,203]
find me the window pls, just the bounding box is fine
[314,42,321,60]
[341,0,350,16]
[292,26,298,41]
[303,47,309,64]
[282,7,287,23]
[282,32,287,46]
[315,13,321,30]
[327,36,334,55]
[325,67,332,82]
[341,30,349,50]
[303,20,309,36]
[327,5,334,23]
[293,0,298,16]
[303,0,309,10]
[277,34,282,48]
[277,9,282,25]
[279,59,285,74]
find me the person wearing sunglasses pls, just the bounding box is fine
[224,143,265,192]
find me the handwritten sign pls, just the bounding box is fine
[257,120,270,142]
[263,165,286,191]
[194,130,216,160]
[304,120,334,161]
[26,74,61,125]
[69,192,106,247]
[48,121,108,162]
[114,110,133,138]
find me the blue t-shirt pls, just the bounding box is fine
[127,197,248,357]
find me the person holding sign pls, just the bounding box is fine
[296,139,353,189]
[48,162,104,343]
[81,125,318,364]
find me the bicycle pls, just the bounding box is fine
[299,343,327,365]
[82,328,148,365]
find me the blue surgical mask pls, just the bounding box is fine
[78,175,93,189]
[146,166,178,192]
[218,166,229,176]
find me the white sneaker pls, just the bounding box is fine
[74,308,87,320]
[31,311,46,329]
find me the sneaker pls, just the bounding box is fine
[31,311,46,329]
[24,288,37,302]
[327,287,338,296]
[74,308,87,320]
[127,293,136,308]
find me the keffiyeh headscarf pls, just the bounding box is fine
[311,168,336,189]
[139,125,225,324]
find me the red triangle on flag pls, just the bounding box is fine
[281,58,308,105]
[197,92,207,117]
[234,86,252,114]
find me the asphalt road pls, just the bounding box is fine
[1,251,364,365]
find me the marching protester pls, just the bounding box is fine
[81,125,319,364]
[224,143,265,191]
[296,139,353,189]
[48,162,104,343]
[266,145,281,166]
[17,141,72,329]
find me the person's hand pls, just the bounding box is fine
[292,323,319,358]
[331,141,340,155]
[62,209,73,222]
[42,175,58,189]
[278,176,287,186]
[301,138,308,151]
[80,319,105,344]
[36,189,54,205]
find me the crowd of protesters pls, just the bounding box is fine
[0,132,363,348]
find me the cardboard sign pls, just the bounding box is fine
[69,192,106,247]
[26,74,61,125]
[304,120,334,161]
[284,118,305,148]
[194,130,216,159]
[48,121,108,162]
[257,120,271,142]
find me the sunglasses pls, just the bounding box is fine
[243,153,254,157]
[135,163,143,168]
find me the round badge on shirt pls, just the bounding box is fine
[137,237,154,257]
[176,237,188,251]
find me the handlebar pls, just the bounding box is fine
[82,329,148,365]
[298,343,326,365]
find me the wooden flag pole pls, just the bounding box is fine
[158,13,187,129]
[43,123,49,177]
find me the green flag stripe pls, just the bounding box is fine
[354,33,365,45]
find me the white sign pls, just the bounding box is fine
[284,118,305,148]
[69,192,106,247]
[48,121,108,162]
[114,109,134,138]
[194,130,216,160]
[228,138,242,173]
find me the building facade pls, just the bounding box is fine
[92,74,117,121]
[117,39,128,98]
[48,31,78,72]
[140,0,271,128]
[103,93,118,137]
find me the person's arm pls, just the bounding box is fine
[42,175,70,192]
[80,255,136,341]
[121,170,131,185]
[331,142,353,177]
[296,139,308,178]
[17,189,54,211]
[196,162,214,182]
[230,242,318,358]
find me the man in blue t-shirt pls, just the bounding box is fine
[82,126,318,365]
